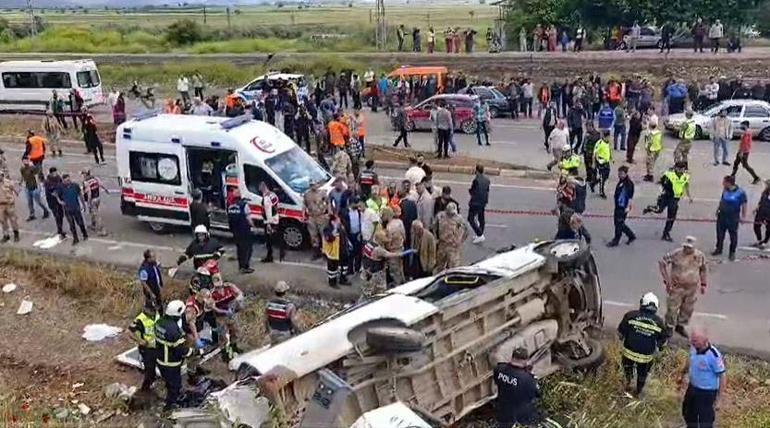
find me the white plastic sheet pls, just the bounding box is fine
[82,324,123,341]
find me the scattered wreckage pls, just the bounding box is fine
[163,239,604,427]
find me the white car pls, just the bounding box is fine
[665,99,770,141]
[236,72,305,103]
[225,240,604,427]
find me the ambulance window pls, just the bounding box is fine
[244,164,291,204]
[129,152,181,185]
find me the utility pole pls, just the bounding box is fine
[203,6,207,24]
[375,0,386,50]
[226,7,231,29]
[27,0,38,37]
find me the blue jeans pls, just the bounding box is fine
[449,128,457,152]
[25,187,49,218]
[713,137,728,163]
[613,126,627,150]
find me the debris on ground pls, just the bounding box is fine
[32,235,64,250]
[2,282,17,293]
[104,382,137,403]
[82,324,123,341]
[77,403,92,415]
[16,298,33,314]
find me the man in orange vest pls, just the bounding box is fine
[24,130,46,175]
[328,113,350,149]
[352,107,366,153]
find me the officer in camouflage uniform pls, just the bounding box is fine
[0,150,8,178]
[0,171,20,243]
[360,230,403,301]
[658,236,708,338]
[331,148,354,183]
[303,180,327,259]
[382,206,406,286]
[434,202,469,273]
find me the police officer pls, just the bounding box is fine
[434,202,469,273]
[680,330,727,428]
[558,144,582,174]
[676,110,696,169]
[227,187,255,274]
[266,281,299,344]
[0,171,20,243]
[260,181,285,263]
[607,165,636,247]
[617,292,669,397]
[659,236,708,338]
[154,299,191,411]
[643,122,663,182]
[643,162,692,242]
[177,225,224,269]
[493,347,541,427]
[593,130,612,199]
[361,230,406,301]
[303,180,327,259]
[128,304,159,392]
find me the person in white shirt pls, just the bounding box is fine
[177,75,190,104]
[546,120,570,170]
[405,157,427,186]
[107,88,119,108]
[191,98,213,116]
[628,22,641,52]
[705,77,720,107]
[709,20,724,53]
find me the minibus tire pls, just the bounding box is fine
[281,221,307,250]
[147,221,168,234]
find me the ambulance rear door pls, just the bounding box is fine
[121,136,190,232]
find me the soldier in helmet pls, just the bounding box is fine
[266,281,299,344]
[617,292,669,397]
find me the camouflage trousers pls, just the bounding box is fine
[306,215,325,249]
[646,149,660,176]
[0,203,18,234]
[665,284,698,329]
[47,133,61,154]
[87,197,106,235]
[387,257,405,286]
[674,140,692,166]
[359,269,386,302]
[434,247,461,274]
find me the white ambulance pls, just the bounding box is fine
[115,113,332,249]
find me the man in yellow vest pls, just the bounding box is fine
[558,144,582,175]
[593,131,612,198]
[128,304,159,391]
[643,162,692,241]
[675,110,697,169]
[643,122,664,182]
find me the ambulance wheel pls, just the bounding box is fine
[147,221,168,234]
[282,221,307,250]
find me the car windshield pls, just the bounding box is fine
[265,146,331,194]
[76,70,100,88]
[490,88,505,99]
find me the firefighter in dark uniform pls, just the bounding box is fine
[260,181,285,263]
[266,281,298,344]
[128,304,158,392]
[154,299,191,411]
[227,187,255,274]
[176,225,224,269]
[493,347,541,427]
[617,292,669,396]
[357,159,379,200]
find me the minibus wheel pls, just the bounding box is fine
[282,221,307,250]
[147,221,168,234]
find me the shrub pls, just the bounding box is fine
[165,18,205,46]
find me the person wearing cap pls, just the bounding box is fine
[154,299,192,411]
[266,281,299,344]
[607,165,636,247]
[434,202,469,273]
[617,292,669,397]
[713,175,747,261]
[643,162,692,242]
[128,303,159,392]
[675,110,696,169]
[679,329,727,428]
[659,236,708,338]
[493,347,541,427]
[303,180,328,259]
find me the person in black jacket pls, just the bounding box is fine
[617,292,669,396]
[582,121,600,193]
[295,106,313,153]
[189,189,210,232]
[493,347,541,427]
[469,164,490,244]
[177,225,224,269]
[155,300,192,410]
[607,165,637,247]
[227,187,255,274]
[566,102,585,153]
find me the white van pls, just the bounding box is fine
[115,113,332,249]
[236,72,304,103]
[0,59,103,112]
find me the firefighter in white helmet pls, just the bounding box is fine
[176,225,225,269]
[154,299,192,411]
[617,292,669,397]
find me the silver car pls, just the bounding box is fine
[665,99,770,141]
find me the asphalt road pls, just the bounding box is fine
[1,136,769,356]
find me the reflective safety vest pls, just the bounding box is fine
[362,241,385,273]
[646,130,663,153]
[266,298,294,332]
[212,285,237,311]
[133,312,158,348]
[262,192,279,224]
[619,309,667,364]
[608,83,621,102]
[27,136,45,160]
[182,296,204,331]
[594,139,611,164]
[328,120,348,147]
[154,316,190,367]
[355,115,366,137]
[679,119,696,140]
[664,170,690,198]
[559,154,582,172]
[359,169,377,186]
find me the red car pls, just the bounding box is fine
[403,94,479,134]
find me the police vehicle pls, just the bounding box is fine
[228,240,604,427]
[115,113,332,249]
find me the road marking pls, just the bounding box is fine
[604,300,728,320]
[486,224,509,228]
[19,228,180,252]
